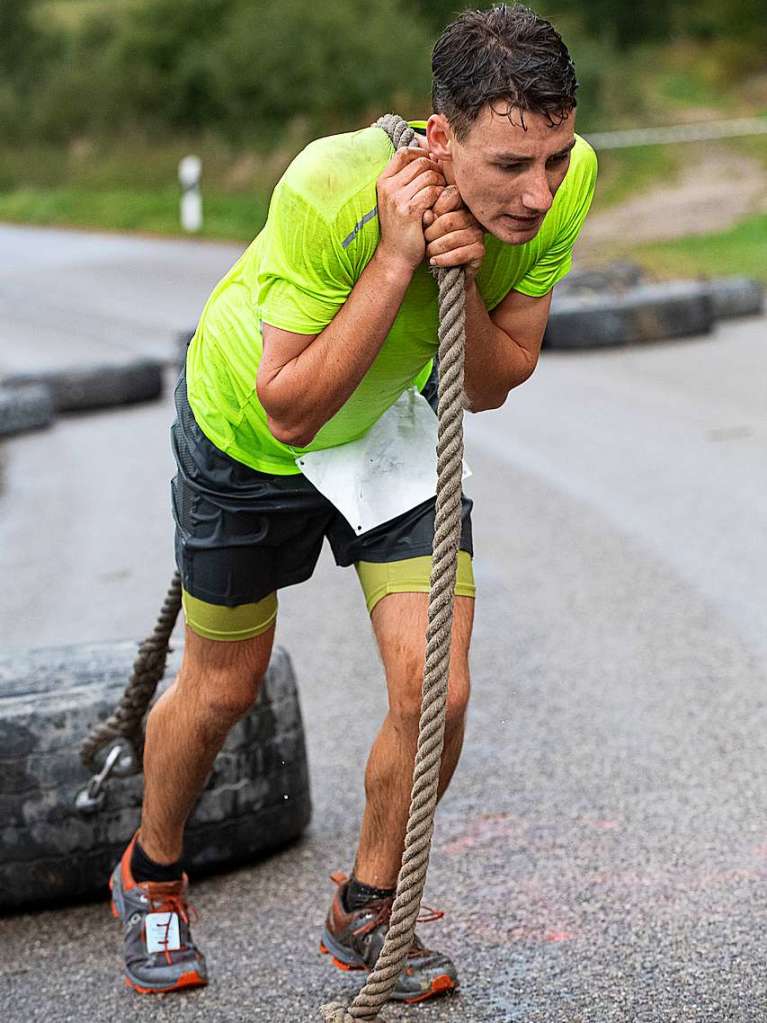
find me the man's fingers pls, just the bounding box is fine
[432,185,463,216]
[394,160,445,193]
[423,210,477,243]
[380,151,442,187]
[426,228,483,258]
[429,242,484,268]
[378,148,425,176]
[407,184,446,216]
[399,171,444,204]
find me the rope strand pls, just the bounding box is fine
[321,115,467,1022]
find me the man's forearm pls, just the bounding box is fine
[462,281,536,412]
[260,252,414,446]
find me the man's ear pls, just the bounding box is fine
[426,114,453,164]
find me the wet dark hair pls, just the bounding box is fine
[432,4,578,139]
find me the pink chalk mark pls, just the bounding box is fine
[545,930,574,943]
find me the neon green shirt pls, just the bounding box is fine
[186,122,597,474]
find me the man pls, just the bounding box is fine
[109,2,597,1005]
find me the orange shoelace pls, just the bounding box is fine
[143,892,200,965]
[354,897,445,948]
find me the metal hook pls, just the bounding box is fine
[74,745,123,815]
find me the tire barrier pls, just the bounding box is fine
[544,280,715,350]
[707,276,765,320]
[0,642,312,912]
[545,263,764,350]
[1,357,164,414]
[0,383,55,438]
[556,261,647,296]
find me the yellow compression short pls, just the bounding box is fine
[182,551,476,641]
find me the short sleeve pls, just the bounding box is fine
[514,142,598,298]
[257,181,354,335]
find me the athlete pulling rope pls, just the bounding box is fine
[80,115,467,1022]
[83,5,597,1010]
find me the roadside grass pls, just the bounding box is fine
[0,187,269,242]
[0,134,298,241]
[632,213,767,282]
[0,133,683,241]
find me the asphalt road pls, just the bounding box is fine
[1,224,766,1022]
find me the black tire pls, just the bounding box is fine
[2,358,164,413]
[544,281,715,350]
[706,277,764,320]
[0,383,55,438]
[0,642,311,912]
[556,261,647,296]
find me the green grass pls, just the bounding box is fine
[633,213,767,282]
[0,187,269,241]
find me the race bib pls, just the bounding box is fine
[145,912,182,954]
[296,387,470,535]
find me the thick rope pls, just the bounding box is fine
[80,572,182,771]
[321,115,467,1022]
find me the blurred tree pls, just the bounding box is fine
[209,0,433,139]
[580,0,673,48]
[412,0,463,31]
[62,0,433,140]
[0,0,44,84]
[676,0,767,47]
[104,0,234,129]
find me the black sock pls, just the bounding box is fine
[131,838,184,884]
[344,875,396,912]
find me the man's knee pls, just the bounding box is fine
[388,653,470,733]
[176,627,273,724]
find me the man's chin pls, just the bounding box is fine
[489,214,545,245]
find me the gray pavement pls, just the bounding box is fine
[1,224,766,1021]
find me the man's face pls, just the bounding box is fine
[426,104,576,244]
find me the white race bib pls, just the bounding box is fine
[296,387,470,535]
[145,912,182,954]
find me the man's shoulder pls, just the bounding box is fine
[561,133,598,201]
[280,125,392,225]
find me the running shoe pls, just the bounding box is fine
[109,833,208,994]
[320,871,459,1004]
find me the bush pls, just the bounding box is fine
[208,0,433,141]
[23,0,434,144]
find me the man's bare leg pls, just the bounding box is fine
[138,624,275,864]
[352,593,474,888]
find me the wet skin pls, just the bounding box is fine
[425,103,577,245]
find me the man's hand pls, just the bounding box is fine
[423,185,485,280]
[376,149,445,275]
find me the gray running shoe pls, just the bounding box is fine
[109,833,208,994]
[320,871,459,1004]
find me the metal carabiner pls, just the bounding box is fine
[74,745,123,815]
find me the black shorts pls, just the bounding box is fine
[171,369,474,609]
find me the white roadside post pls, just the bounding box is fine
[178,155,203,233]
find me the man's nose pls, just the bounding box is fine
[521,169,554,215]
